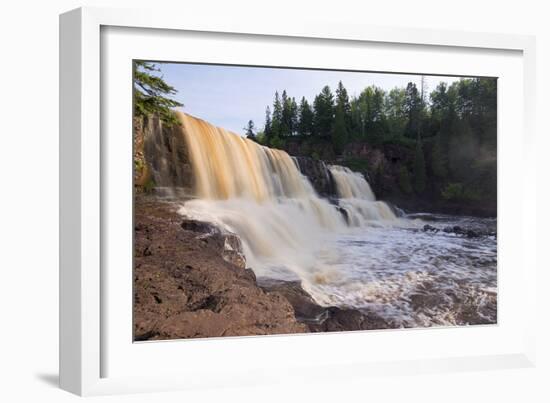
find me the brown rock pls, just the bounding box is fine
[133,198,307,341]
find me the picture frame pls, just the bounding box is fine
[60,6,537,396]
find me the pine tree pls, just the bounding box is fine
[313,85,334,138]
[290,97,298,135]
[271,91,283,138]
[281,90,292,136]
[332,105,348,155]
[404,82,423,138]
[133,61,183,126]
[298,97,314,136]
[263,106,272,141]
[336,81,352,132]
[244,120,256,139]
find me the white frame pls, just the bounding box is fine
[60,6,537,396]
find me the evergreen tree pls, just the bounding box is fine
[290,97,299,135]
[298,97,314,136]
[256,76,496,207]
[336,81,352,132]
[313,85,334,138]
[271,91,283,138]
[133,61,183,126]
[332,105,348,155]
[281,90,291,136]
[263,106,272,141]
[244,120,256,139]
[404,82,423,138]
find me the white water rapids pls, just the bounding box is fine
[173,113,497,327]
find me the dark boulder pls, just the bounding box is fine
[259,279,392,332]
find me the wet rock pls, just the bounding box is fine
[423,224,439,233]
[142,115,194,192]
[293,156,337,197]
[134,199,306,341]
[181,219,247,269]
[259,279,326,320]
[309,307,391,332]
[434,225,496,239]
[221,234,246,269]
[260,279,391,332]
[181,219,219,234]
[336,206,350,225]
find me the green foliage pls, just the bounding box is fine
[252,131,265,144]
[414,139,427,193]
[133,61,183,126]
[269,135,285,149]
[298,97,314,136]
[332,105,348,154]
[249,77,496,208]
[384,87,408,138]
[430,135,448,178]
[441,182,463,200]
[398,166,413,194]
[441,182,483,202]
[271,91,283,137]
[267,90,300,137]
[244,120,256,139]
[313,85,335,138]
[263,107,272,140]
[404,82,423,138]
[142,176,156,194]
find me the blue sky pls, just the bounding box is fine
[154,62,464,135]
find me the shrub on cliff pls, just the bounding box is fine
[441,182,482,202]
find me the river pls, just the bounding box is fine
[163,112,497,328]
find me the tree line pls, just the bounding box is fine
[246,77,497,205]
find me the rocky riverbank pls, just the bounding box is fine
[134,197,391,340]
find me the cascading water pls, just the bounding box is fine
[174,112,394,281]
[164,112,496,327]
[329,165,396,226]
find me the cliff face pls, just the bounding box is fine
[292,156,337,198]
[287,139,497,217]
[134,116,194,195]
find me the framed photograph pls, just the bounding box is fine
[60,6,537,396]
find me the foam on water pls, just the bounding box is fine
[301,217,497,326]
[173,113,497,327]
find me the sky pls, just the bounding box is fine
[153,62,465,135]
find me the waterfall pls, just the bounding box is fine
[329,165,396,226]
[170,112,395,281]
[180,112,320,202]
[329,165,376,200]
